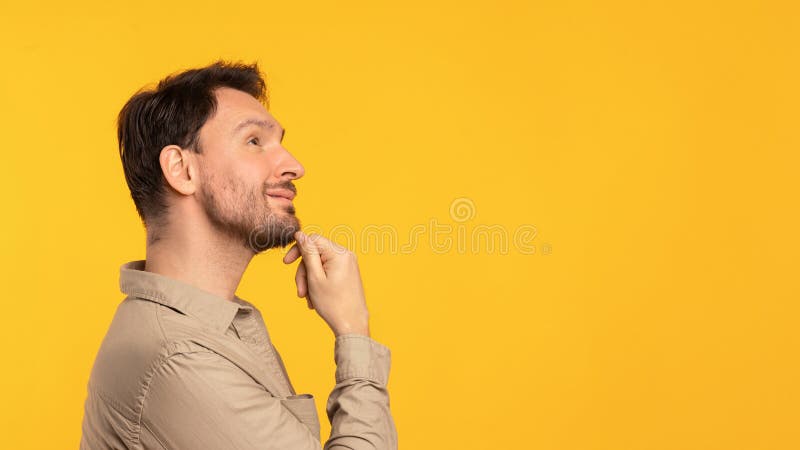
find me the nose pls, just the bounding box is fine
[276,147,305,181]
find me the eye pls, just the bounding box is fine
[248,137,260,145]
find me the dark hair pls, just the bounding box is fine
[117,60,268,227]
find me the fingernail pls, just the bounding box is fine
[296,231,305,243]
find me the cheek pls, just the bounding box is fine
[238,154,277,181]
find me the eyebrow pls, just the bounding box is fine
[232,118,286,142]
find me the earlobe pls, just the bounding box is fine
[159,145,196,196]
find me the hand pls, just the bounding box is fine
[283,231,370,337]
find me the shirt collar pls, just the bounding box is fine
[119,260,254,333]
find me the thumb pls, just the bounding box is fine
[293,231,325,279]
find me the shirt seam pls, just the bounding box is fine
[87,386,141,449]
[122,287,170,308]
[129,301,192,448]
[92,387,131,421]
[133,348,219,447]
[141,418,168,449]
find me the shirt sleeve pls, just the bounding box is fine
[324,334,398,450]
[140,350,322,450]
[139,337,397,450]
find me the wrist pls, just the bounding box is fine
[333,321,370,337]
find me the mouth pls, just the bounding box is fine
[266,188,296,202]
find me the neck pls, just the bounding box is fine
[143,214,254,302]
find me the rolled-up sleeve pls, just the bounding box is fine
[325,335,398,450]
[140,351,321,450]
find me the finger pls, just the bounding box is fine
[295,260,308,298]
[283,244,301,264]
[293,231,324,278]
[306,233,349,262]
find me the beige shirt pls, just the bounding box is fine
[80,260,397,449]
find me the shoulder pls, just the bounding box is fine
[85,297,216,420]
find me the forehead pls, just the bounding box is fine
[208,87,277,130]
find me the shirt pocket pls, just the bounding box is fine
[281,393,321,441]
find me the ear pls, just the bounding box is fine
[159,145,197,196]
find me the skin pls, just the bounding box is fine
[144,86,370,337]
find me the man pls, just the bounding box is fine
[80,61,397,449]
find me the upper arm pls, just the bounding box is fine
[139,351,321,450]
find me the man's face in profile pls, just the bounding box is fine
[192,87,305,252]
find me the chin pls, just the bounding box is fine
[246,214,301,252]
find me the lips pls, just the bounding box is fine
[266,188,296,201]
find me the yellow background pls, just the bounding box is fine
[1,1,798,449]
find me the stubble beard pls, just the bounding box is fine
[199,170,300,253]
